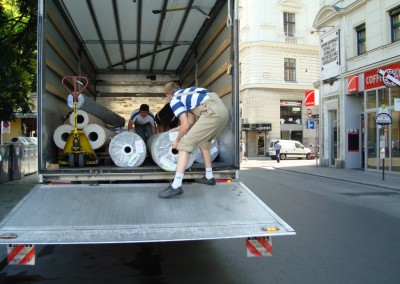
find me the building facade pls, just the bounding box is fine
[314,0,400,172]
[239,0,321,157]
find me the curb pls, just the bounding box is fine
[274,167,400,192]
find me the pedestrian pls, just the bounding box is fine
[127,104,156,144]
[240,140,247,162]
[158,82,229,198]
[274,140,282,163]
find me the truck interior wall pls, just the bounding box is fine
[163,2,235,166]
[41,0,98,170]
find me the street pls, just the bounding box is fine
[1,159,400,283]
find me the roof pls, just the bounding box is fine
[58,0,225,75]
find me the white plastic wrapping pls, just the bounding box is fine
[69,110,106,129]
[53,124,74,149]
[147,131,196,171]
[109,132,146,167]
[83,124,116,150]
[67,93,125,127]
[194,138,219,163]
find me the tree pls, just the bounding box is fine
[0,0,37,122]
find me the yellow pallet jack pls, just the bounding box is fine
[59,76,97,167]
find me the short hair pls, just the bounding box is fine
[139,104,149,112]
[165,82,179,94]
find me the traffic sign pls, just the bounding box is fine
[306,120,315,129]
[1,121,10,134]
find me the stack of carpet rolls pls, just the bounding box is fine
[53,109,116,151]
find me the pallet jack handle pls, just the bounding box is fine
[61,76,89,101]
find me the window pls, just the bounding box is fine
[390,6,400,42]
[356,24,366,55]
[280,101,301,125]
[283,12,295,37]
[284,58,296,82]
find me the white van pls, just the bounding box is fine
[268,139,312,160]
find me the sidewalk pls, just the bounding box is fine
[241,157,400,191]
[0,173,38,220]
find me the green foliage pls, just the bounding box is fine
[0,0,37,122]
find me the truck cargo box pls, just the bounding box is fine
[37,0,239,182]
[0,0,295,247]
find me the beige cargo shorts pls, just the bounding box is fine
[178,92,229,153]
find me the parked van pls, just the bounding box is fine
[269,140,312,160]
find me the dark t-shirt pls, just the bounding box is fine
[155,103,179,129]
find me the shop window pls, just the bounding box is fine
[378,88,389,108]
[280,101,301,124]
[366,90,376,109]
[356,24,366,55]
[390,6,400,42]
[391,85,400,103]
[284,58,296,82]
[391,111,400,171]
[283,12,295,37]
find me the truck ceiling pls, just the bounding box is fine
[57,0,226,75]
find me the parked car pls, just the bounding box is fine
[268,139,312,160]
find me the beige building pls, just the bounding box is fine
[314,0,400,171]
[239,0,322,157]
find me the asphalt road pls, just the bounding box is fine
[1,160,400,283]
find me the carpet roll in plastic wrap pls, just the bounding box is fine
[83,124,116,150]
[194,138,219,163]
[147,131,196,171]
[53,124,74,149]
[68,110,106,129]
[67,93,125,127]
[109,132,146,167]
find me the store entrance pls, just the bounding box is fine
[257,132,265,156]
[329,111,338,166]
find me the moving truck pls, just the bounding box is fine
[0,0,294,253]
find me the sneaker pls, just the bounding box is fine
[158,185,183,198]
[195,176,216,185]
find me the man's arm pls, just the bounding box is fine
[171,113,191,149]
[128,120,134,131]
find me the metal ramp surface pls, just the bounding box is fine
[0,182,295,244]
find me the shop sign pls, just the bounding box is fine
[280,101,301,106]
[347,74,359,93]
[305,90,319,106]
[364,62,400,90]
[377,68,400,87]
[320,30,340,80]
[242,123,272,131]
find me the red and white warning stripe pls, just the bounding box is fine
[7,244,35,265]
[246,237,272,257]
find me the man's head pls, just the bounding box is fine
[164,82,179,99]
[139,104,150,117]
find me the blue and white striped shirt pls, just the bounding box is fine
[170,87,210,118]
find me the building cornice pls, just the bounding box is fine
[239,40,319,52]
[240,83,313,91]
[313,0,370,28]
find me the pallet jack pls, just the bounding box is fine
[59,76,97,167]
